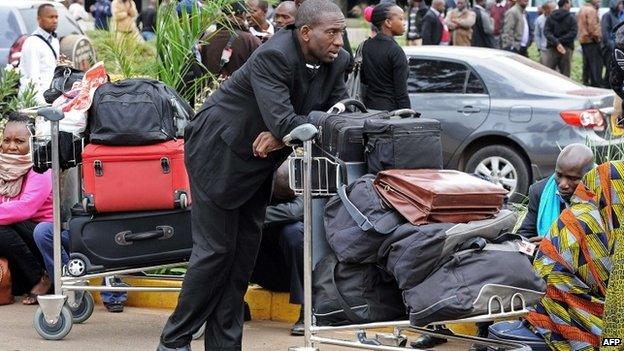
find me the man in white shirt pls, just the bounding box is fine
[19,4,60,105]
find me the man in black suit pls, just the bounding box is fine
[156,0,350,350]
[421,0,446,45]
[517,143,594,243]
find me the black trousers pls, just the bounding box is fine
[160,178,271,350]
[0,221,43,295]
[581,42,604,87]
[251,222,304,305]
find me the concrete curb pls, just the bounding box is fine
[91,278,300,323]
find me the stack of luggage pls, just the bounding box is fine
[45,78,197,274]
[310,100,546,327]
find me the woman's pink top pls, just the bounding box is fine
[0,169,53,225]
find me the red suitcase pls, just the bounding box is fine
[82,140,191,213]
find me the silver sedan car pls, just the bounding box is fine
[403,46,617,200]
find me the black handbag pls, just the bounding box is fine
[44,66,85,104]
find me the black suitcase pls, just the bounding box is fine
[68,208,192,275]
[363,111,442,174]
[308,99,388,162]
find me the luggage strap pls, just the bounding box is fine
[338,184,403,234]
[218,30,240,74]
[329,259,367,324]
[33,34,58,60]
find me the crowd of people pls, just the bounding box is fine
[405,0,623,87]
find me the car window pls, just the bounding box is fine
[0,8,20,47]
[408,58,486,94]
[466,71,487,94]
[492,54,584,93]
[18,6,82,38]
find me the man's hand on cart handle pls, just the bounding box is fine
[253,131,284,158]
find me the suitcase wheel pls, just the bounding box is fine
[175,192,189,209]
[67,258,87,277]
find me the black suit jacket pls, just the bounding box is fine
[516,178,565,238]
[421,10,443,45]
[185,27,350,209]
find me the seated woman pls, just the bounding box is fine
[0,113,53,305]
[491,161,619,350]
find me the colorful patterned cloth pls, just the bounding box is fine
[588,162,624,350]
[526,162,619,351]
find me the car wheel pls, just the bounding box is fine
[464,145,530,202]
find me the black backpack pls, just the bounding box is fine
[324,174,405,264]
[89,79,193,146]
[313,253,406,326]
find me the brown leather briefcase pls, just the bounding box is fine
[374,169,507,225]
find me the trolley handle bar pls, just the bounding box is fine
[283,123,318,146]
[37,107,64,122]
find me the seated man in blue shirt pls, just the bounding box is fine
[517,143,594,244]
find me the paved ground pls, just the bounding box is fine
[0,300,471,351]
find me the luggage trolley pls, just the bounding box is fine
[25,107,205,341]
[283,123,540,351]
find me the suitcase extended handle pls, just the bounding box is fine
[327,99,368,114]
[115,226,174,246]
[390,109,420,118]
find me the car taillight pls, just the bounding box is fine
[560,109,605,131]
[8,35,27,67]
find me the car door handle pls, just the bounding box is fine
[457,106,481,114]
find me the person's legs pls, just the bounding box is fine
[587,42,604,87]
[0,223,44,291]
[160,180,267,349]
[32,222,70,281]
[100,276,128,313]
[542,48,558,71]
[582,43,591,85]
[203,180,270,351]
[277,222,305,336]
[559,47,572,77]
[278,222,304,306]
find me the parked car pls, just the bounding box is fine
[0,0,96,70]
[395,46,616,200]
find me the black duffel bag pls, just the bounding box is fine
[404,235,546,327]
[313,253,406,326]
[379,210,517,290]
[363,110,442,174]
[44,65,85,104]
[324,174,404,264]
[89,79,193,146]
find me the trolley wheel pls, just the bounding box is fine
[34,306,73,340]
[192,322,206,340]
[177,192,189,209]
[69,292,94,324]
[67,258,87,277]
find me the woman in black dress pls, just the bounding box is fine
[361,3,411,111]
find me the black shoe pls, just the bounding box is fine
[104,302,124,313]
[290,307,305,336]
[156,343,192,351]
[244,301,251,322]
[411,332,451,349]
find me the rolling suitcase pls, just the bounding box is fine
[68,208,192,274]
[81,139,190,213]
[363,112,443,173]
